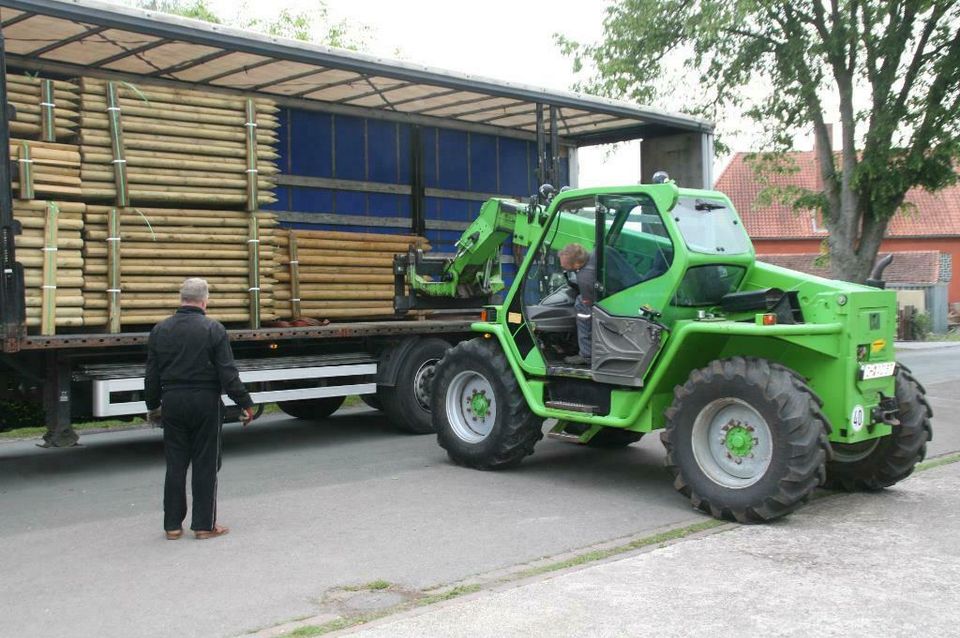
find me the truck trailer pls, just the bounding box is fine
[0,0,715,445]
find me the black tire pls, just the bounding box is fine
[381,338,450,434]
[278,396,346,420]
[825,364,933,491]
[433,338,544,469]
[661,357,830,523]
[360,394,382,411]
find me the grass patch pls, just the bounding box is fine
[0,417,144,441]
[416,584,482,607]
[917,452,960,472]
[342,579,392,592]
[922,332,960,342]
[512,518,724,581]
[284,617,367,637]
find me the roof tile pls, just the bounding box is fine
[716,152,960,239]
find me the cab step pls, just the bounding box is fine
[544,400,601,414]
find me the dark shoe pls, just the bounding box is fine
[165,528,183,540]
[563,354,589,365]
[194,525,230,540]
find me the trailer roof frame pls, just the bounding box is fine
[0,0,713,145]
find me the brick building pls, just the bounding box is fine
[716,151,960,303]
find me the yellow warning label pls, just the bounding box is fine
[508,312,523,324]
[871,339,886,354]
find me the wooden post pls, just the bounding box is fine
[40,201,58,335]
[107,207,121,333]
[287,230,301,320]
[40,79,55,142]
[244,99,261,328]
[105,82,129,208]
[17,140,33,200]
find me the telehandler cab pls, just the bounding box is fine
[402,182,932,523]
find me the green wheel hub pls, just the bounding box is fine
[470,390,491,419]
[724,423,756,458]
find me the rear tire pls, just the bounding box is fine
[381,338,450,434]
[661,357,830,523]
[278,396,346,420]
[433,338,544,469]
[825,364,932,491]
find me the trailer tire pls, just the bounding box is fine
[434,337,544,469]
[825,364,932,491]
[381,337,450,434]
[662,357,830,523]
[278,396,346,420]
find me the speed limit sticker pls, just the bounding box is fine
[850,405,865,432]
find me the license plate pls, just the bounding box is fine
[860,362,896,380]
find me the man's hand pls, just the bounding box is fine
[146,408,162,428]
[241,406,257,427]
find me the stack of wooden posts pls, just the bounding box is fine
[273,229,429,320]
[5,74,79,141]
[81,207,279,327]
[78,78,279,207]
[14,200,85,331]
[9,139,82,200]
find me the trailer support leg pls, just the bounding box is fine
[39,351,76,448]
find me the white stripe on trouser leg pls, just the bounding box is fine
[212,400,221,528]
[577,314,592,319]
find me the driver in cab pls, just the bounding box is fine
[558,243,596,366]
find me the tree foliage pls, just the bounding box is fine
[557,1,960,282]
[129,0,368,49]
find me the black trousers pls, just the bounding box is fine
[162,388,223,532]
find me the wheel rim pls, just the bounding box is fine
[445,370,497,444]
[691,398,773,489]
[831,438,881,463]
[413,358,439,411]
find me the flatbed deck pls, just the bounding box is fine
[13,318,478,351]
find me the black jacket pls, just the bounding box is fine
[144,306,253,410]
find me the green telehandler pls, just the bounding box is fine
[397,181,932,523]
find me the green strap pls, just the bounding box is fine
[105,82,129,207]
[18,141,34,200]
[247,214,261,329]
[107,207,122,333]
[288,231,302,320]
[40,201,59,335]
[40,79,55,142]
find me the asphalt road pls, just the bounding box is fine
[0,345,957,638]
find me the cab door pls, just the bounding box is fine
[590,193,676,387]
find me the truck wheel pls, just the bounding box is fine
[381,338,450,434]
[433,338,544,469]
[825,364,932,491]
[661,357,830,523]
[278,396,346,420]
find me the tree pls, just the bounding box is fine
[557,1,960,283]
[128,0,368,50]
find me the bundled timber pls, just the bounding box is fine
[273,229,430,322]
[78,78,279,208]
[81,206,279,329]
[9,139,82,200]
[13,201,85,333]
[5,74,79,142]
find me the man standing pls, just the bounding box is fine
[145,278,256,540]
[558,243,596,366]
